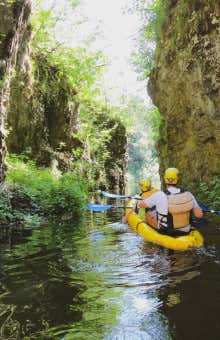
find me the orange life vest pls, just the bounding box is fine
[141,188,158,199]
[138,189,158,219]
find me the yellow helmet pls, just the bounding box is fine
[164,167,179,185]
[139,179,151,192]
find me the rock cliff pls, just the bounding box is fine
[7,53,81,168]
[0,0,31,182]
[6,53,127,191]
[149,0,220,190]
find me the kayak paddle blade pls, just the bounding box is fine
[87,203,112,211]
[102,191,129,199]
[102,191,142,200]
[200,204,220,216]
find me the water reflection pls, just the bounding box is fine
[156,216,220,340]
[0,210,219,339]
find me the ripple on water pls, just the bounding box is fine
[0,213,219,339]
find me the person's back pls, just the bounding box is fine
[139,168,203,235]
[164,168,203,234]
[123,170,203,235]
[140,190,168,229]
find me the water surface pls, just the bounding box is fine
[0,210,219,339]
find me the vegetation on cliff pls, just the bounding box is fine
[0,1,128,227]
[7,3,128,187]
[131,0,168,78]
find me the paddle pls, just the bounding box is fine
[87,203,133,212]
[200,204,220,216]
[102,191,142,200]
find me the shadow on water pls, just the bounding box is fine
[0,209,219,339]
[156,215,220,340]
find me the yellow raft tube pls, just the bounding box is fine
[125,200,204,251]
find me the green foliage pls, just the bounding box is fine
[31,5,105,100]
[44,174,86,215]
[112,96,160,189]
[31,7,56,51]
[47,47,104,101]
[147,107,162,142]
[72,101,119,190]
[198,177,220,210]
[0,190,14,222]
[0,185,42,227]
[114,96,145,134]
[6,155,87,221]
[29,2,116,190]
[0,0,16,4]
[131,0,168,78]
[144,0,168,40]
[67,0,80,9]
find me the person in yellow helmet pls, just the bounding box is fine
[122,179,158,225]
[138,167,203,236]
[138,179,153,197]
[163,167,203,235]
[138,179,159,199]
[138,186,168,231]
[137,179,158,227]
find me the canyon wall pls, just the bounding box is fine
[0,0,31,182]
[149,0,220,190]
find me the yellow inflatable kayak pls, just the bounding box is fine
[125,200,204,251]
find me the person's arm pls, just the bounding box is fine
[139,193,157,209]
[138,200,149,208]
[190,193,204,218]
[193,207,203,218]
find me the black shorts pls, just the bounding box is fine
[158,227,192,237]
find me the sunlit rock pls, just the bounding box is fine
[149,0,220,190]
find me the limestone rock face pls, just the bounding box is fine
[149,1,220,189]
[105,119,127,193]
[0,0,31,182]
[7,53,127,191]
[7,54,81,168]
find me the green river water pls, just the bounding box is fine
[0,208,220,339]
